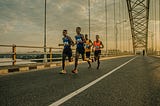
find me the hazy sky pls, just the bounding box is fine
[0,0,159,53]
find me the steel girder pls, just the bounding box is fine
[126,0,150,54]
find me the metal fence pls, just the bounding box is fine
[0,44,134,66]
[0,44,65,66]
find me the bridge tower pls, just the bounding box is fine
[126,0,150,54]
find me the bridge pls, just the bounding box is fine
[0,0,160,106]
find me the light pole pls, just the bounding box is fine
[88,0,91,39]
[105,0,108,55]
[115,20,127,55]
[44,0,47,62]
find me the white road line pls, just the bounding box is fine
[49,56,137,106]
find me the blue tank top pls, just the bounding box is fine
[63,36,71,49]
[75,35,84,49]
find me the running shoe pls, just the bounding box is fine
[91,58,94,62]
[72,69,78,74]
[60,70,67,74]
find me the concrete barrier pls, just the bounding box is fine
[19,67,29,72]
[37,65,45,70]
[0,69,8,74]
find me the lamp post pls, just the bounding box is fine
[88,0,91,39]
[105,0,108,55]
[44,0,47,62]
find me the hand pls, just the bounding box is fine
[58,44,64,46]
[92,48,95,52]
[79,41,83,43]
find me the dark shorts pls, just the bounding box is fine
[76,47,85,55]
[94,50,101,57]
[86,52,91,58]
[76,47,85,60]
[63,47,72,57]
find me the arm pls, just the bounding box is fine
[100,41,104,49]
[92,41,95,51]
[58,44,64,46]
[89,40,93,47]
[68,36,75,46]
[81,34,86,43]
[75,36,77,44]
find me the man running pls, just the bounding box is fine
[84,34,93,61]
[72,27,91,74]
[59,30,74,74]
[93,35,104,69]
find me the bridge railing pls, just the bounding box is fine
[146,50,160,56]
[0,44,133,66]
[0,44,66,66]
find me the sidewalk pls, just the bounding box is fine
[0,55,133,75]
[153,55,160,58]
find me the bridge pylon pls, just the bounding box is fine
[126,0,150,54]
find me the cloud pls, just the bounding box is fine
[0,0,157,52]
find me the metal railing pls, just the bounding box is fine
[146,49,160,56]
[0,44,134,66]
[0,44,64,66]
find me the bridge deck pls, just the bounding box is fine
[0,56,160,106]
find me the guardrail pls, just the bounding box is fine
[0,44,134,66]
[147,50,160,56]
[0,44,65,66]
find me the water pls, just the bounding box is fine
[0,58,36,66]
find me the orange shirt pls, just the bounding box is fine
[85,39,92,52]
[94,41,101,50]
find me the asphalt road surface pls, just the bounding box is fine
[0,56,160,106]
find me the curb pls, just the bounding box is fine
[0,55,133,75]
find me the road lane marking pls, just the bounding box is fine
[49,56,137,106]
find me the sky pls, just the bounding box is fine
[0,0,159,53]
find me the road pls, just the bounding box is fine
[0,56,160,106]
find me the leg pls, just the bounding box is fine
[60,52,67,74]
[94,56,96,61]
[68,56,72,62]
[82,53,91,68]
[68,48,72,62]
[97,50,101,69]
[72,52,79,74]
[86,52,90,59]
[97,55,100,69]
[62,54,66,70]
[94,51,98,61]
[74,51,80,70]
[87,52,93,62]
[88,52,91,59]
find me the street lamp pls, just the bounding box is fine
[105,0,108,55]
[44,0,47,62]
[88,0,91,39]
[115,20,127,55]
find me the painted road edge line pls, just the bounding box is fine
[49,56,137,106]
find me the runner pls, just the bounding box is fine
[72,27,91,74]
[84,34,93,62]
[93,35,104,69]
[59,30,74,74]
